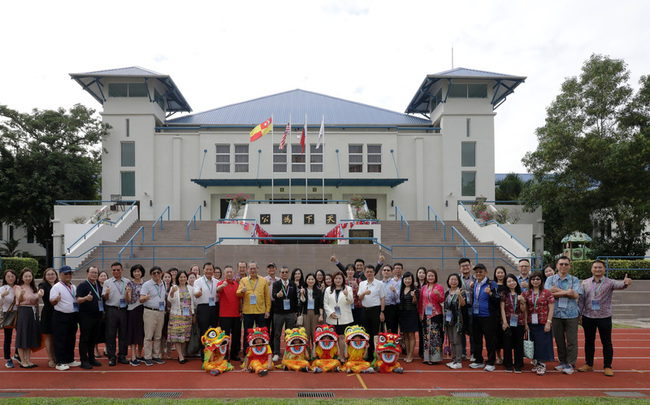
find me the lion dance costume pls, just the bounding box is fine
[341,325,373,373]
[281,327,310,372]
[373,332,403,373]
[201,327,233,376]
[310,324,341,373]
[245,326,272,376]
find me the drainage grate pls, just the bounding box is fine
[297,392,335,398]
[451,392,490,398]
[142,392,183,398]
[0,393,26,398]
[604,392,646,398]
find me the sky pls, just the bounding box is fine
[1,0,648,173]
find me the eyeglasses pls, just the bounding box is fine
[152,271,162,275]
[557,263,570,266]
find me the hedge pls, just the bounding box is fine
[569,260,650,280]
[0,257,40,279]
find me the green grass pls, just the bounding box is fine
[2,398,649,405]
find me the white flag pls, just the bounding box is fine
[316,115,324,149]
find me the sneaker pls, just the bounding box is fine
[152,358,165,365]
[514,368,522,374]
[90,359,101,367]
[461,354,468,360]
[108,359,116,366]
[531,364,540,373]
[130,359,140,367]
[272,354,280,362]
[449,362,462,369]
[13,354,21,363]
[67,361,81,368]
[144,359,154,366]
[469,362,485,369]
[470,355,476,362]
[118,358,130,365]
[56,363,70,371]
[531,359,538,367]
[536,364,547,376]
[505,368,513,373]
[496,358,503,365]
[5,359,14,368]
[562,365,574,375]
[577,364,593,372]
[484,365,495,372]
[604,367,614,377]
[554,363,567,371]
[446,361,456,367]
[258,369,268,377]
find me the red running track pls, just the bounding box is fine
[1,328,648,399]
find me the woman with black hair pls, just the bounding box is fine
[500,273,527,373]
[127,264,145,366]
[398,271,420,362]
[14,268,43,368]
[301,273,324,348]
[444,273,466,369]
[493,266,507,365]
[1,269,18,368]
[524,270,555,375]
[315,269,326,291]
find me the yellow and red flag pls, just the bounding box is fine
[250,117,273,142]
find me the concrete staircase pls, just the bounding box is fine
[611,280,650,321]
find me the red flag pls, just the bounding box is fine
[250,117,272,142]
[300,120,306,154]
[280,121,290,150]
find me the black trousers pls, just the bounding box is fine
[363,306,381,360]
[219,316,241,359]
[583,316,613,368]
[104,306,128,360]
[3,328,15,360]
[79,313,103,362]
[196,304,219,338]
[502,324,525,369]
[472,315,497,366]
[242,313,266,354]
[384,304,399,333]
[52,311,78,365]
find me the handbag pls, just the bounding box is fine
[296,314,304,327]
[187,322,202,355]
[523,330,535,359]
[0,302,17,329]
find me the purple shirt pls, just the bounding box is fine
[579,277,627,319]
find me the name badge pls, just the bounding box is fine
[209,297,215,307]
[558,297,568,308]
[510,314,518,327]
[426,304,433,316]
[591,299,600,310]
[351,301,354,309]
[531,313,539,324]
[335,306,341,315]
[445,311,452,322]
[473,304,479,315]
[119,298,127,308]
[73,302,79,312]
[158,301,165,311]
[250,294,257,305]
[283,299,290,310]
[98,301,104,312]
[307,299,315,310]
[182,306,190,316]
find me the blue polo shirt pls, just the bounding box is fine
[544,274,582,319]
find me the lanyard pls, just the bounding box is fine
[555,275,570,290]
[509,292,517,313]
[426,284,436,303]
[592,278,604,297]
[532,290,540,311]
[86,280,100,298]
[114,279,125,296]
[203,276,213,294]
[153,282,164,298]
[59,281,76,300]
[281,281,288,297]
[248,277,259,292]
[447,289,458,305]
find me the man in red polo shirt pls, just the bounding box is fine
[217,265,242,361]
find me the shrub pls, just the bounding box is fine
[1,257,40,278]
[569,260,650,280]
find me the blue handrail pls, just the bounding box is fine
[151,206,170,242]
[596,256,650,277]
[450,226,478,263]
[458,201,530,252]
[66,201,138,253]
[248,199,350,204]
[118,226,145,262]
[427,205,446,241]
[394,205,410,241]
[187,205,203,241]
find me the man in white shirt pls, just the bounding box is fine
[194,262,219,338]
[102,262,132,366]
[358,265,385,361]
[265,263,280,333]
[140,266,167,366]
[50,266,81,371]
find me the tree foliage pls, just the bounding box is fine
[495,173,530,201]
[0,104,109,257]
[522,54,650,256]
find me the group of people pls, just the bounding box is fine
[0,255,630,376]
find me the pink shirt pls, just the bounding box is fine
[418,283,444,317]
[15,285,39,306]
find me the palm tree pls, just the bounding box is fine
[0,238,25,257]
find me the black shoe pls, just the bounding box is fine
[179,359,186,364]
[152,358,165,365]
[80,362,93,370]
[91,359,102,367]
[118,358,129,365]
[108,359,116,367]
[258,369,268,377]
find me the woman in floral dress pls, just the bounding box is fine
[167,271,195,363]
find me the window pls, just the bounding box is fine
[448,83,488,99]
[121,142,135,167]
[121,172,135,196]
[461,142,476,167]
[310,144,323,172]
[154,88,164,110]
[234,144,249,173]
[461,172,476,196]
[215,144,230,172]
[448,84,467,98]
[273,144,287,172]
[129,83,147,97]
[108,83,128,97]
[292,144,305,172]
[348,144,363,173]
[367,144,381,173]
[126,118,130,137]
[466,118,471,137]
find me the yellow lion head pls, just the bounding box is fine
[344,325,369,351]
[201,327,230,358]
[284,327,309,356]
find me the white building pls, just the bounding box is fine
[69,67,525,223]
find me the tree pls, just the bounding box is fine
[0,104,109,264]
[522,54,650,256]
[495,173,530,201]
[0,238,26,257]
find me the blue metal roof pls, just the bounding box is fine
[191,178,408,188]
[167,89,432,126]
[405,67,526,115]
[69,66,192,113]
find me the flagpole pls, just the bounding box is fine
[271,114,274,202]
[321,114,325,201]
[305,113,308,204]
[289,117,292,202]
